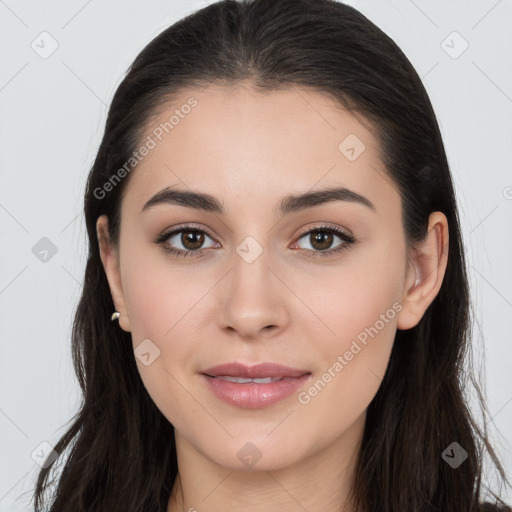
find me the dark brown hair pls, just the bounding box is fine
[29,0,511,510]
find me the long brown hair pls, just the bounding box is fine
[30,0,511,510]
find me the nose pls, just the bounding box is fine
[217,247,289,340]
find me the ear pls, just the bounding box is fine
[96,215,131,333]
[396,211,449,331]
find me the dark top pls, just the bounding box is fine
[480,503,512,511]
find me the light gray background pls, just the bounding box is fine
[1,1,511,510]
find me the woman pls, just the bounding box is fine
[32,0,511,510]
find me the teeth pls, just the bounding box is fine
[214,375,283,384]
[253,377,281,383]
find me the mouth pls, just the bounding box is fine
[199,362,313,409]
[204,375,304,384]
[201,361,311,380]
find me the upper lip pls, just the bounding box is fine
[201,362,311,379]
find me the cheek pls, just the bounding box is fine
[119,250,207,384]
[296,238,404,411]
[301,239,405,348]
[121,244,210,341]
[121,261,208,426]
[296,293,399,445]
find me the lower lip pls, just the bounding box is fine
[201,373,312,409]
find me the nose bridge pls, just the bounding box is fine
[217,229,288,337]
[228,215,273,280]
[230,231,275,301]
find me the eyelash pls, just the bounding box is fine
[154,223,356,259]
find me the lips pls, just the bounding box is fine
[200,362,313,408]
[201,369,313,409]
[201,362,311,380]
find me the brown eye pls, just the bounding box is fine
[179,229,205,250]
[309,230,335,251]
[293,225,356,258]
[155,224,356,259]
[155,225,218,258]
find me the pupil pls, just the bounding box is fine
[182,230,204,250]
[312,231,332,250]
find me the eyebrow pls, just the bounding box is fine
[141,185,376,216]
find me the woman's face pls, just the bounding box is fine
[97,83,440,472]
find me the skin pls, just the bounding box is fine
[96,83,449,512]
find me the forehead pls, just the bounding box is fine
[122,83,398,217]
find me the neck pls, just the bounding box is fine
[167,412,365,512]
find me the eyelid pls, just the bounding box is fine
[297,222,353,239]
[159,222,217,240]
[158,222,352,241]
